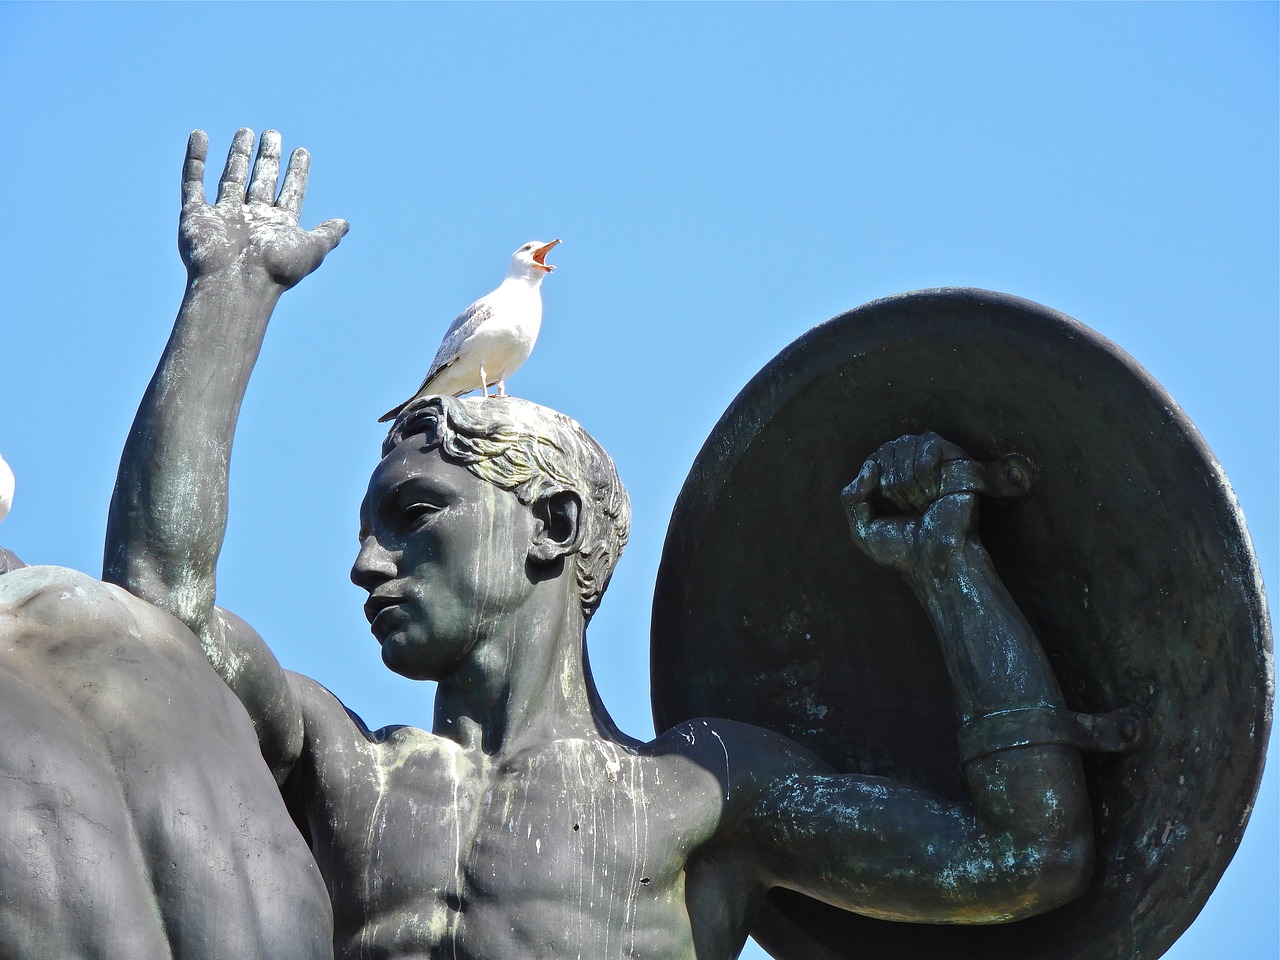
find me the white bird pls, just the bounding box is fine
[379,239,560,422]
[0,453,12,525]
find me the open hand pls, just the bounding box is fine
[840,432,978,574]
[179,128,348,290]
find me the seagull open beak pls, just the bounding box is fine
[532,239,561,272]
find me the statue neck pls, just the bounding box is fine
[431,585,604,754]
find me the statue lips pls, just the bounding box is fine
[363,594,404,640]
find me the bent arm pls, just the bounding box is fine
[734,436,1091,922]
[103,129,347,778]
[738,542,1090,921]
[103,263,279,626]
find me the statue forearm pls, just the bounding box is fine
[102,128,346,636]
[102,130,344,776]
[822,433,1093,917]
[908,541,1093,857]
[102,278,306,777]
[909,540,1065,725]
[748,540,1093,920]
[103,272,279,632]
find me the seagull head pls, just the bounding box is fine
[508,239,561,280]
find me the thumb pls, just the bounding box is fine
[311,218,350,253]
[841,458,880,510]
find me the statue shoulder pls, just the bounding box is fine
[286,669,459,778]
[0,565,255,735]
[1,565,214,670]
[647,717,833,822]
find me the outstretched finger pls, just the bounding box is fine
[181,130,208,208]
[216,128,254,205]
[277,147,311,218]
[310,218,351,253]
[247,129,282,204]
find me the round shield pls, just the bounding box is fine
[650,289,1272,960]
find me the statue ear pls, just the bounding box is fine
[529,490,583,564]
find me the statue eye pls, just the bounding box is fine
[403,503,442,528]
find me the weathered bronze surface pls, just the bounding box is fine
[11,130,1097,958]
[0,129,1268,960]
[652,288,1273,960]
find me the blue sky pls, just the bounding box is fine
[0,4,1274,958]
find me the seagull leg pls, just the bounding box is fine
[496,380,507,397]
[479,366,489,398]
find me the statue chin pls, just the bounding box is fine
[379,633,446,682]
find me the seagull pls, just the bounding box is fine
[379,239,561,422]
[0,453,12,525]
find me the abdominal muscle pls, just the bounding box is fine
[294,708,724,960]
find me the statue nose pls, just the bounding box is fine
[351,535,396,589]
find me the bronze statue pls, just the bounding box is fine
[0,129,1266,960]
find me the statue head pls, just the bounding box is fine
[380,395,631,623]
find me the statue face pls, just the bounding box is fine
[352,443,539,680]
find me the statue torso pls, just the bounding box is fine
[290,679,765,960]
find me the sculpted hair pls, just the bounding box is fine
[383,396,631,621]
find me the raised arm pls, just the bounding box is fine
[733,433,1093,923]
[103,129,347,775]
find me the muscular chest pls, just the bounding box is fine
[474,740,670,903]
[308,734,714,958]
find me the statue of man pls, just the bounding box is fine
[99,129,1093,958]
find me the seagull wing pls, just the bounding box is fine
[376,296,499,423]
[419,298,495,388]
